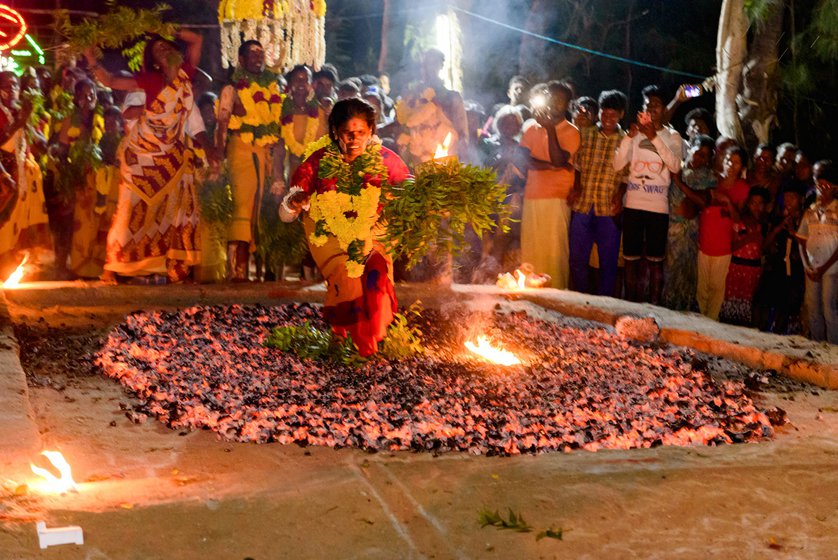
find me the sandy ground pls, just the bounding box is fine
[1,283,837,559]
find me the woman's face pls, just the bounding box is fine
[754,148,774,172]
[688,145,712,170]
[75,83,96,112]
[747,195,766,218]
[723,152,743,179]
[336,117,373,161]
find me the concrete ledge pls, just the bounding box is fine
[0,290,42,478]
[465,285,837,390]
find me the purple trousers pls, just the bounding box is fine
[569,209,621,296]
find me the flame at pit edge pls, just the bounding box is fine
[3,253,28,288]
[30,450,77,494]
[465,335,522,366]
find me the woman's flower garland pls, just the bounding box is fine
[280,95,320,157]
[308,140,389,278]
[67,109,105,144]
[227,68,283,147]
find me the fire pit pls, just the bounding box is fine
[95,304,774,455]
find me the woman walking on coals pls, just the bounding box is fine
[280,98,411,356]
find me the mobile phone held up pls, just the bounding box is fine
[684,84,702,98]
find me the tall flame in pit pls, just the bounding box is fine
[465,335,521,366]
[433,131,454,160]
[30,450,78,494]
[3,253,28,288]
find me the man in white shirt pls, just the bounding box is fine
[613,84,684,304]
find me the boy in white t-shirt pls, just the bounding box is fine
[613,85,684,304]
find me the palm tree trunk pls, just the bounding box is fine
[715,0,748,143]
[740,1,785,150]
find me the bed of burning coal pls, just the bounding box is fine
[60,303,791,456]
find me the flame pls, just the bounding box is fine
[30,451,77,494]
[496,266,550,290]
[433,131,454,159]
[3,253,28,288]
[465,335,521,366]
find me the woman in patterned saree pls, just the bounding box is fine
[84,30,212,283]
[279,99,411,356]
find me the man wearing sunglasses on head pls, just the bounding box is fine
[613,84,685,304]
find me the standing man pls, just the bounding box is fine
[568,90,628,296]
[519,80,581,289]
[613,85,684,304]
[216,40,285,281]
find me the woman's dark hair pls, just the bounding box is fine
[726,145,749,167]
[747,186,771,204]
[755,143,775,157]
[685,107,716,136]
[328,98,377,141]
[143,35,179,73]
[284,64,311,84]
[691,134,716,152]
[74,78,96,98]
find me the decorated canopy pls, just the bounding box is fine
[218,0,326,71]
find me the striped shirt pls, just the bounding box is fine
[572,124,627,216]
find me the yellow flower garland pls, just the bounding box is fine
[308,186,382,278]
[281,113,320,158]
[228,79,283,147]
[67,113,105,143]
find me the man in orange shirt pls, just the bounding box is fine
[519,80,580,288]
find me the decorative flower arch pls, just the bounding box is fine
[218,0,326,71]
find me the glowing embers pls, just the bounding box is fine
[464,335,521,366]
[30,451,77,495]
[3,252,27,288]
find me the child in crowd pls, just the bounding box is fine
[720,187,770,325]
[796,161,838,343]
[665,135,716,310]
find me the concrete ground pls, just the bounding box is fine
[1,281,836,559]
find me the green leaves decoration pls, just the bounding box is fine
[197,169,235,237]
[55,1,177,68]
[265,307,424,365]
[381,159,510,270]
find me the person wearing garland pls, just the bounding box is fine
[276,64,328,190]
[279,98,411,357]
[84,29,214,283]
[216,40,284,281]
[52,78,107,278]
